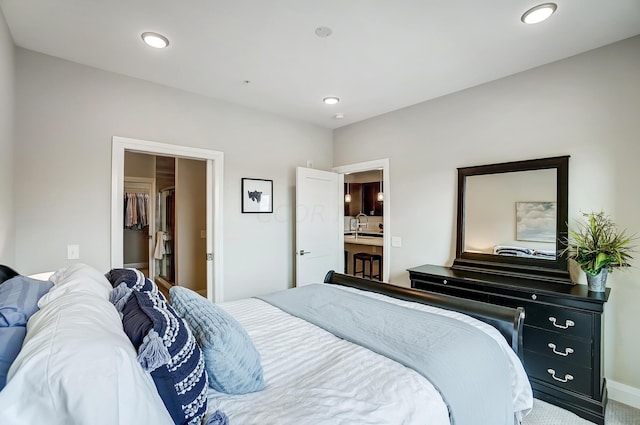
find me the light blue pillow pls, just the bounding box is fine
[170,286,265,395]
[0,276,53,327]
[0,326,27,389]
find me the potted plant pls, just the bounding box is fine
[562,211,636,292]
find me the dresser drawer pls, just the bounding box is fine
[523,326,591,367]
[527,304,592,338]
[490,296,592,339]
[524,351,592,395]
[411,279,489,302]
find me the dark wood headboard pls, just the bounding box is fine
[323,271,524,357]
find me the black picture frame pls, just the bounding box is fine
[241,178,273,213]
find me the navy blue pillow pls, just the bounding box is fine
[105,268,162,311]
[105,268,156,291]
[121,293,153,349]
[122,291,207,425]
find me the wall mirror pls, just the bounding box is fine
[452,156,571,283]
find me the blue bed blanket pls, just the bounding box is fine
[257,284,514,425]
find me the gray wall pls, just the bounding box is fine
[334,36,640,395]
[0,10,15,265]
[13,49,333,300]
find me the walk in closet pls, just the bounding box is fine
[123,151,207,296]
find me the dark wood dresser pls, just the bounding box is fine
[408,264,610,425]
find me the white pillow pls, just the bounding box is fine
[0,265,173,425]
[38,263,112,307]
[27,271,54,281]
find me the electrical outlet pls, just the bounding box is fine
[67,244,80,259]
[200,230,206,238]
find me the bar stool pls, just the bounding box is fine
[353,252,382,281]
[344,250,348,274]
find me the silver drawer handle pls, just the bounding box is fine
[547,368,574,383]
[549,317,575,329]
[548,343,574,357]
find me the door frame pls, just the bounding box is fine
[110,136,225,302]
[333,158,390,282]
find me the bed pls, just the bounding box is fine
[0,264,533,425]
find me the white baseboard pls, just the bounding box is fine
[608,379,640,409]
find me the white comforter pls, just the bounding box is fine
[207,286,533,425]
[0,264,174,425]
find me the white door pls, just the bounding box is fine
[295,167,343,286]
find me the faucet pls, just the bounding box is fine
[355,212,368,238]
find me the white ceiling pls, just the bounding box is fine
[1,0,639,129]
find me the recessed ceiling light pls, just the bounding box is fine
[521,3,557,24]
[315,27,333,38]
[141,32,169,49]
[323,96,340,105]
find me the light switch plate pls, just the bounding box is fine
[67,244,80,259]
[391,236,402,248]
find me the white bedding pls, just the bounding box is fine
[338,285,533,419]
[2,265,531,425]
[0,264,173,425]
[206,286,532,425]
[207,297,450,424]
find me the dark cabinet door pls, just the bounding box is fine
[344,183,362,216]
[362,182,383,216]
[344,182,383,216]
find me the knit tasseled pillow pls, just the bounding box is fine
[170,286,265,395]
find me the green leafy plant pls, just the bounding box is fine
[562,211,636,276]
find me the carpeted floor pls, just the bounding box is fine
[523,399,640,425]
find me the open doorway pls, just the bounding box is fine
[123,152,207,298]
[342,169,384,279]
[333,159,390,282]
[111,136,225,302]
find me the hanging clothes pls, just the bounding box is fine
[124,192,149,229]
[154,231,167,259]
[137,193,148,227]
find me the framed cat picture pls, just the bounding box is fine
[241,178,273,213]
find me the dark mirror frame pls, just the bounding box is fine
[452,156,572,283]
